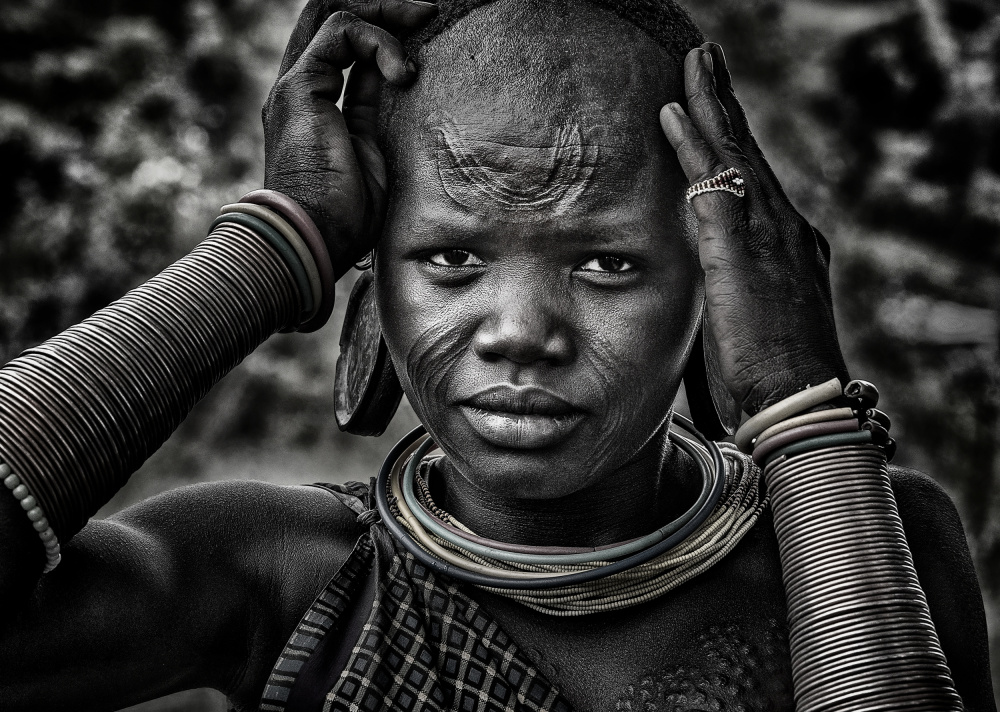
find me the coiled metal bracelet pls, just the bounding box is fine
[0,223,300,542]
[766,444,963,710]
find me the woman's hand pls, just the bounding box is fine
[262,0,438,278]
[659,43,849,415]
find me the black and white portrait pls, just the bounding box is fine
[0,1,997,710]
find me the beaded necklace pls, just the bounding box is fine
[376,419,766,616]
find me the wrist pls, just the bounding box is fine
[742,356,849,417]
[736,375,891,460]
[238,189,336,332]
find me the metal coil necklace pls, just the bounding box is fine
[375,418,767,616]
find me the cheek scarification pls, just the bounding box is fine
[403,317,474,430]
[433,119,601,217]
[579,330,652,473]
[400,307,658,482]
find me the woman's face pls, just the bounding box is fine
[374,3,703,499]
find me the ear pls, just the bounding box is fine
[334,270,404,436]
[681,314,743,440]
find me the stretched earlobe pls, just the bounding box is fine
[334,270,404,436]
[681,315,743,440]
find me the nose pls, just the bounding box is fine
[472,278,575,366]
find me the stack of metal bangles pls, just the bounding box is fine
[0,190,334,572]
[736,378,962,710]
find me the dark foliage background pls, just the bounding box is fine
[0,0,997,709]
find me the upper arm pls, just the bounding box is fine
[0,479,363,712]
[892,466,996,712]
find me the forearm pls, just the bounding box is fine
[0,225,300,602]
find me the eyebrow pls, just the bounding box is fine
[401,211,667,252]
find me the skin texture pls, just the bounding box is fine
[0,1,994,710]
[658,48,849,415]
[373,2,704,543]
[432,119,600,216]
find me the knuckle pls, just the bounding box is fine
[691,193,742,226]
[689,160,728,183]
[675,136,712,169]
[329,9,357,22]
[716,135,743,158]
[327,10,363,34]
[686,86,717,112]
[344,0,387,17]
[268,74,298,105]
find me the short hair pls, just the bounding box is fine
[378,0,705,178]
[403,0,705,65]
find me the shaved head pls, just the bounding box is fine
[380,0,701,229]
[372,0,706,500]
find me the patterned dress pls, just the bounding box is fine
[255,444,789,712]
[258,481,576,712]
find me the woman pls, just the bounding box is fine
[0,0,993,710]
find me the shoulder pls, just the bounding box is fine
[104,479,372,704]
[109,478,371,610]
[889,464,960,519]
[887,464,969,560]
[887,465,996,711]
[885,464,975,607]
[103,477,371,621]
[108,478,368,557]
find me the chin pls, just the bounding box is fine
[424,411,625,501]
[451,448,596,500]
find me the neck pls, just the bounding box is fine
[429,425,702,548]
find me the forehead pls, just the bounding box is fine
[384,1,688,229]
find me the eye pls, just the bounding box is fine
[578,255,634,274]
[427,250,485,267]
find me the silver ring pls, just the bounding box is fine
[684,166,745,202]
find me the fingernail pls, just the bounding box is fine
[407,0,438,6]
[667,102,685,116]
[706,43,729,81]
[700,49,714,75]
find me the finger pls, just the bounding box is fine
[292,11,416,96]
[343,60,391,236]
[659,102,743,230]
[659,102,725,184]
[683,48,752,183]
[278,0,438,78]
[703,42,787,200]
[343,60,383,139]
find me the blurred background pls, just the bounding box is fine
[0,0,997,709]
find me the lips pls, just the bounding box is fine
[459,385,585,449]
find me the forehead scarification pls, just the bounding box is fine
[432,116,601,217]
[382,2,687,220]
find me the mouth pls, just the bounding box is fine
[459,385,585,449]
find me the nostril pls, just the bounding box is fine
[472,314,574,366]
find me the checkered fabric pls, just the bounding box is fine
[259,483,573,712]
[260,483,375,712]
[326,527,573,712]
[260,536,374,711]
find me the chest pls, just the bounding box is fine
[471,516,794,711]
[265,514,793,712]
